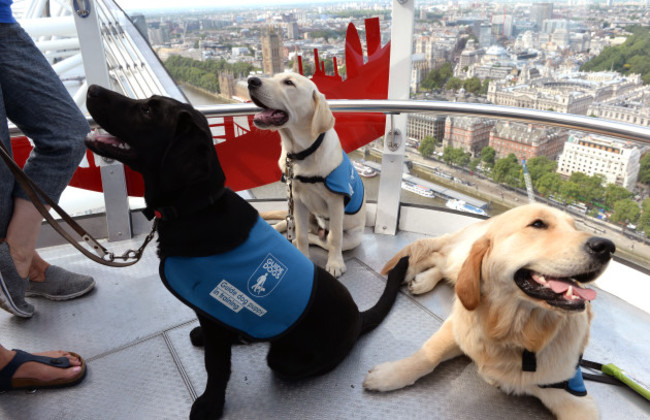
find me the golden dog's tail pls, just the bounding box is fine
[380,237,448,275]
[260,209,287,221]
[260,210,288,232]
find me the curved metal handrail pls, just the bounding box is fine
[9,99,650,144]
[191,99,650,144]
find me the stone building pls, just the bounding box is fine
[411,54,429,94]
[218,72,236,100]
[458,39,484,71]
[489,121,567,161]
[557,134,641,190]
[588,86,650,127]
[443,116,495,157]
[407,113,446,144]
[261,26,283,75]
[487,71,642,115]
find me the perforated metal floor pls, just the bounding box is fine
[1,210,649,420]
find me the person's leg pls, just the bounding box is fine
[1,24,89,213]
[0,63,34,316]
[5,198,44,278]
[0,31,14,241]
[0,24,93,309]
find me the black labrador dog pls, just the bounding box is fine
[84,85,408,419]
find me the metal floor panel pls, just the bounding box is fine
[167,259,553,420]
[1,239,195,359]
[1,217,649,419]
[0,336,193,420]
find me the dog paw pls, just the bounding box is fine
[363,361,414,392]
[190,394,224,420]
[408,274,435,295]
[326,258,346,278]
[407,269,442,295]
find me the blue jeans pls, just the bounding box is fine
[0,23,90,237]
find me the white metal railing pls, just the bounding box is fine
[191,100,650,145]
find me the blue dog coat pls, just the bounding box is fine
[324,152,364,214]
[161,216,315,340]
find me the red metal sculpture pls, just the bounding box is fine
[10,17,390,196]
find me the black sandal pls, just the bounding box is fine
[0,349,87,392]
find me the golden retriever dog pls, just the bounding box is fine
[363,203,616,420]
[248,72,366,277]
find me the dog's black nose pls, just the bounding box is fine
[87,84,102,97]
[248,77,262,89]
[585,237,615,262]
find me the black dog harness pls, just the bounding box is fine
[523,349,587,396]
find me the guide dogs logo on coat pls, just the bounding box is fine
[248,254,288,297]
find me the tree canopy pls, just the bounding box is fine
[434,145,648,233]
[580,26,650,84]
[420,62,453,90]
[480,146,496,169]
[492,153,521,187]
[418,136,436,158]
[164,55,255,93]
[638,153,650,185]
[442,146,471,166]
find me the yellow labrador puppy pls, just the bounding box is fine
[248,73,366,277]
[364,204,615,420]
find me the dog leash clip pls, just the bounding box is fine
[286,216,295,242]
[285,157,296,242]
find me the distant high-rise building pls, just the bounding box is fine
[130,13,149,43]
[542,19,568,34]
[531,3,553,30]
[148,27,169,46]
[491,14,513,38]
[261,26,283,75]
[478,24,492,47]
[287,21,300,40]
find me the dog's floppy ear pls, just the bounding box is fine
[311,90,335,139]
[456,237,490,311]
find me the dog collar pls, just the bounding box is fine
[286,132,325,160]
[144,188,225,221]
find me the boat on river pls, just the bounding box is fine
[446,199,488,216]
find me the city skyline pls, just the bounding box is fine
[116,0,344,12]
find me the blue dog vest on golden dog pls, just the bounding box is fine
[325,153,364,214]
[161,217,315,340]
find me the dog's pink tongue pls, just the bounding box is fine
[548,280,597,301]
[94,133,122,146]
[254,109,285,125]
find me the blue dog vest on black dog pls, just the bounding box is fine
[324,152,364,214]
[161,216,315,340]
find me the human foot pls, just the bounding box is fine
[26,252,95,301]
[0,349,86,391]
[0,242,34,317]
